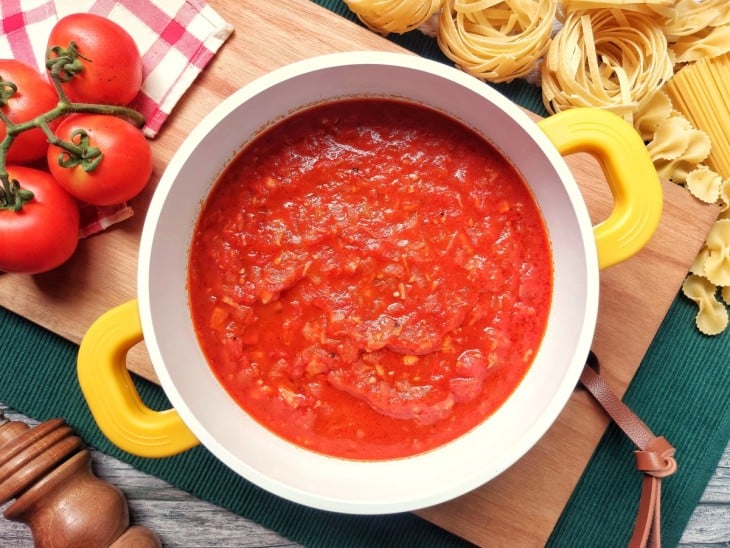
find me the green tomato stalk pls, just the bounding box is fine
[0,41,146,212]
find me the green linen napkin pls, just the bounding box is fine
[1,2,729,546]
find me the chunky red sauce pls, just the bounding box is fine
[188,99,552,460]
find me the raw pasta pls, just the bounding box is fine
[719,178,730,220]
[685,166,723,205]
[663,0,730,63]
[702,219,730,287]
[682,274,729,336]
[633,90,673,141]
[646,116,696,162]
[344,0,443,34]
[646,114,711,183]
[559,0,675,19]
[670,26,730,65]
[661,52,730,333]
[662,0,730,41]
[541,9,673,123]
[685,177,730,328]
[690,246,710,278]
[721,286,730,307]
[665,53,730,179]
[437,0,557,83]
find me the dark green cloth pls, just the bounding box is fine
[2,2,729,546]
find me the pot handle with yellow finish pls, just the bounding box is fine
[538,108,662,270]
[77,299,199,457]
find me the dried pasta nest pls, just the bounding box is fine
[541,8,674,123]
[559,0,676,19]
[344,0,443,34]
[663,0,730,64]
[437,0,557,84]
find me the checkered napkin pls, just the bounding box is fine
[0,0,233,237]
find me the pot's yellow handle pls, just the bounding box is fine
[77,299,199,457]
[537,108,662,269]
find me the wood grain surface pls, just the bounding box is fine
[0,1,722,546]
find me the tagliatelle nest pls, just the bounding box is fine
[344,0,443,34]
[541,8,674,124]
[663,0,730,63]
[437,0,558,83]
[558,0,675,18]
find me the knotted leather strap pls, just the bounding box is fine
[579,353,678,548]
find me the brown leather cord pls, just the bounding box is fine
[579,352,678,548]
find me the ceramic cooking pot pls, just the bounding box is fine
[77,51,662,514]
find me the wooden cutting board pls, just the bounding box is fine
[0,1,719,546]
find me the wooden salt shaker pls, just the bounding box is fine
[0,414,161,547]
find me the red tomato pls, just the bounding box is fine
[46,14,143,106]
[0,60,59,164]
[0,166,79,274]
[47,114,153,206]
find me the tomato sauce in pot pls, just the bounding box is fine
[187,99,553,460]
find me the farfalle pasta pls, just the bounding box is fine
[714,277,730,310]
[682,274,729,335]
[541,8,674,124]
[646,115,711,182]
[437,0,557,83]
[685,179,730,329]
[718,178,730,220]
[633,90,673,141]
[690,246,710,278]
[645,116,695,162]
[702,219,730,287]
[344,0,443,34]
[685,166,723,204]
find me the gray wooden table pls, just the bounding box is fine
[1,403,728,547]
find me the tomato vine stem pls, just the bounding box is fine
[0,44,147,211]
[45,126,103,172]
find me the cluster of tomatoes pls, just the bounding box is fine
[0,14,153,274]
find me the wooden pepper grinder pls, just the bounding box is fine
[0,413,161,547]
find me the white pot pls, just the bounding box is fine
[78,51,662,514]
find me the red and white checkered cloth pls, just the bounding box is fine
[0,0,233,236]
